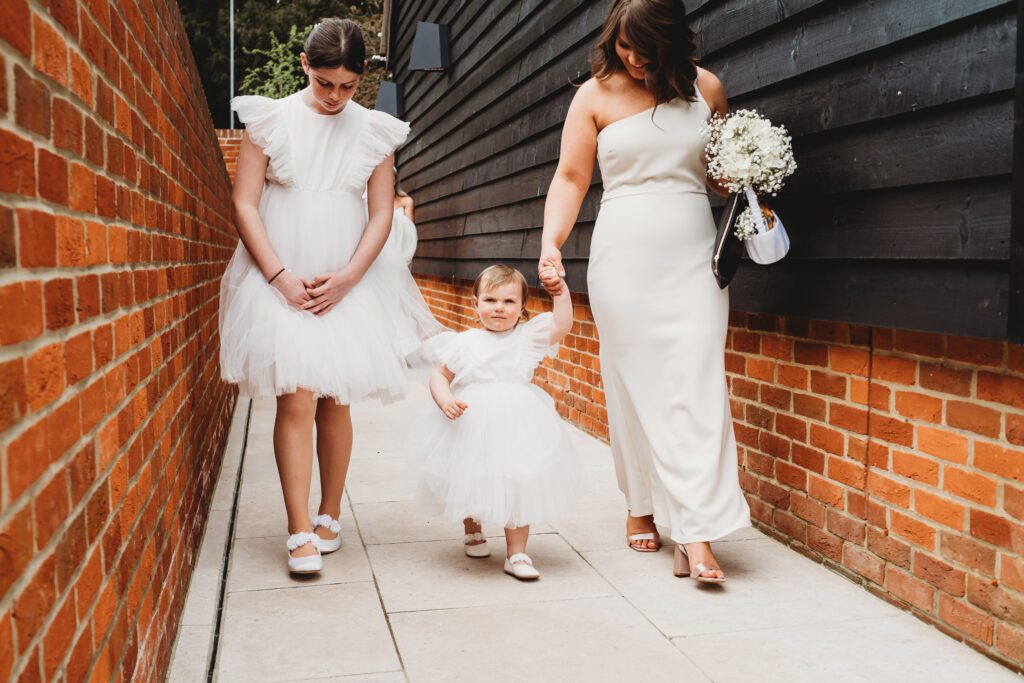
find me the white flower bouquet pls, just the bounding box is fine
[702,109,797,240]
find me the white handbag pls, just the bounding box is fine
[744,212,790,265]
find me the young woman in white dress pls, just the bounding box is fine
[221,18,440,574]
[538,0,751,582]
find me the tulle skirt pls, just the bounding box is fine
[219,185,441,404]
[404,381,579,528]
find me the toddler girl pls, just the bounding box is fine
[405,265,578,579]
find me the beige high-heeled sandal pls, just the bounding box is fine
[626,514,661,552]
[674,545,726,583]
[627,532,661,552]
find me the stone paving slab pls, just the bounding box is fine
[167,396,1018,682]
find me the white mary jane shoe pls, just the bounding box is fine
[464,532,490,558]
[287,531,323,574]
[503,552,540,581]
[312,514,342,554]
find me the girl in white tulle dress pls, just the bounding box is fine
[220,19,440,575]
[406,265,578,580]
[384,169,417,265]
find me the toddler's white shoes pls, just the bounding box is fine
[286,531,323,574]
[464,532,491,558]
[503,552,540,580]
[312,514,342,554]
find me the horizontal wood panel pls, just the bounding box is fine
[728,260,1009,340]
[401,0,569,152]
[731,7,1015,137]
[787,96,1012,194]
[401,0,520,114]
[399,1,605,172]
[413,97,1011,229]
[693,0,829,57]
[706,0,1009,98]
[416,189,601,240]
[775,177,1011,260]
[415,176,1009,261]
[394,0,1018,339]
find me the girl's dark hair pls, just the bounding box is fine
[591,0,697,103]
[304,18,365,73]
[393,166,408,197]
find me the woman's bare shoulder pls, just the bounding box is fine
[696,67,726,108]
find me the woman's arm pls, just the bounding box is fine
[232,132,311,308]
[401,195,415,222]
[539,82,599,295]
[697,68,732,198]
[429,364,467,420]
[305,154,396,316]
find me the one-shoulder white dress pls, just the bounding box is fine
[219,94,441,403]
[588,88,751,544]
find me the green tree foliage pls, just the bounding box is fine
[239,25,309,99]
[178,1,385,128]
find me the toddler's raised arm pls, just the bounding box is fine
[544,268,574,345]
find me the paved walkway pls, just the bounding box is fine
[169,385,1016,682]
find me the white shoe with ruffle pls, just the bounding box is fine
[503,552,540,580]
[312,514,342,554]
[463,532,490,558]
[287,531,323,574]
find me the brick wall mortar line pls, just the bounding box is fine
[15,6,236,226]
[86,352,231,679]
[0,284,223,524]
[0,293,222,608]
[0,274,226,453]
[0,1,238,676]
[0,263,226,361]
[8,323,232,678]
[4,330,229,677]
[0,257,232,293]
[0,28,232,228]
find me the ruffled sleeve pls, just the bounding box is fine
[231,95,293,186]
[341,109,410,193]
[424,330,475,379]
[518,312,560,371]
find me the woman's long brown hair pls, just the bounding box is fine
[591,0,698,104]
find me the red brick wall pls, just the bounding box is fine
[216,129,242,183]
[415,274,1024,671]
[1,1,237,680]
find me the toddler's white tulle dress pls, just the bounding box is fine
[385,207,417,265]
[405,313,579,528]
[219,93,442,403]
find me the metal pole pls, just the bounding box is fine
[229,0,235,128]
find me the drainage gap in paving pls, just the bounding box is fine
[206,398,253,681]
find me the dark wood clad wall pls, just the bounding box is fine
[391,0,1020,341]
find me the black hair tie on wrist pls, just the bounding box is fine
[268,267,286,284]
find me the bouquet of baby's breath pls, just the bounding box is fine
[702,110,797,240]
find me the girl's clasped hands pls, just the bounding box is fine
[270,269,358,317]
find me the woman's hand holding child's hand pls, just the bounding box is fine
[303,270,358,316]
[440,398,468,420]
[538,245,565,296]
[539,265,563,291]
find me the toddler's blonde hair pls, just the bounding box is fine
[472,265,530,322]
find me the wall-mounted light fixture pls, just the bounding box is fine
[409,22,450,71]
[375,81,405,118]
